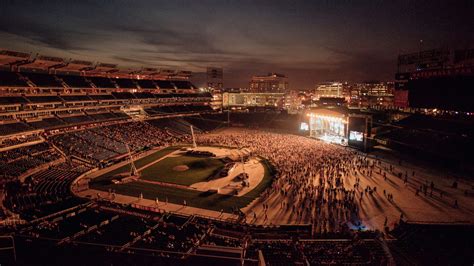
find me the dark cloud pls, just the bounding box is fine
[0,17,86,51]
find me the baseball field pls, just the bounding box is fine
[89,146,276,212]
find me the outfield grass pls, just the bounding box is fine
[90,158,276,213]
[93,146,180,183]
[140,155,225,186]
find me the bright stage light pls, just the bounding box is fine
[311,114,347,123]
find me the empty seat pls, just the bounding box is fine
[88,77,116,88]
[22,72,63,87]
[57,74,92,88]
[154,80,175,89]
[172,80,194,89]
[0,96,28,104]
[0,122,32,136]
[111,92,135,99]
[114,78,137,89]
[61,95,93,102]
[26,95,62,103]
[88,94,116,100]
[133,92,154,99]
[136,79,157,89]
[0,71,29,87]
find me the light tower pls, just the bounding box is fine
[190,125,197,148]
[126,143,139,177]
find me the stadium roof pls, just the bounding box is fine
[0,49,193,79]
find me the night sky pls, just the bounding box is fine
[0,0,472,89]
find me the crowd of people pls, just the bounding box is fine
[96,121,187,151]
[0,134,41,148]
[198,130,375,232]
[48,121,189,164]
[196,129,465,233]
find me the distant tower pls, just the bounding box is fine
[207,67,223,91]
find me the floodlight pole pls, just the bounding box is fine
[190,125,197,148]
[126,143,139,177]
[241,149,247,181]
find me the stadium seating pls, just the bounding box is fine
[27,208,115,239]
[87,112,123,121]
[60,95,93,102]
[87,94,116,100]
[0,135,41,148]
[247,241,304,265]
[133,92,155,99]
[90,121,177,151]
[0,122,33,136]
[111,92,135,99]
[172,80,194,89]
[181,115,227,132]
[22,72,63,87]
[114,78,137,89]
[144,105,212,116]
[0,96,28,104]
[0,142,62,181]
[136,79,157,89]
[78,215,156,246]
[147,118,197,136]
[390,222,474,265]
[26,95,62,103]
[0,71,29,87]
[57,74,92,88]
[47,120,187,164]
[87,77,116,88]
[28,117,66,129]
[154,80,175,89]
[49,132,118,163]
[133,215,207,253]
[60,115,94,124]
[301,240,386,265]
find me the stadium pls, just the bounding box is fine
[0,49,473,265]
[0,2,474,265]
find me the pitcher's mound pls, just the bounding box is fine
[173,165,189,171]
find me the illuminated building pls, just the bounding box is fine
[315,82,343,99]
[249,73,288,93]
[222,92,285,109]
[349,81,394,108]
[284,90,306,114]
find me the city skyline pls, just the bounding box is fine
[0,0,472,88]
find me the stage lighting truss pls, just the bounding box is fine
[307,113,347,123]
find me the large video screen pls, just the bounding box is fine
[300,122,309,131]
[349,131,363,141]
[348,116,368,150]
